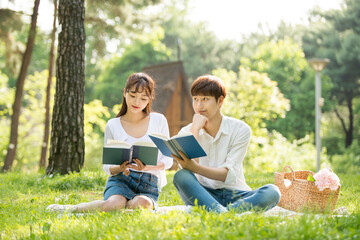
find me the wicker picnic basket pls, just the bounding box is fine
[274,165,340,213]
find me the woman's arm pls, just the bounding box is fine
[109,161,130,175]
[103,120,131,176]
[129,160,165,172]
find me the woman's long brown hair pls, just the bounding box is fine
[116,73,155,117]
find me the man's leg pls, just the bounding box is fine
[173,169,227,213]
[228,184,281,212]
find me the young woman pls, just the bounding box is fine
[47,72,173,212]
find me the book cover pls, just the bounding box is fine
[149,133,207,159]
[102,140,158,165]
[131,145,158,166]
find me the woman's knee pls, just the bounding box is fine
[173,169,196,188]
[103,196,127,211]
[126,196,153,209]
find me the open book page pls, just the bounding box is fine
[170,131,192,140]
[105,139,131,148]
[133,141,156,147]
[148,133,168,140]
[149,131,192,140]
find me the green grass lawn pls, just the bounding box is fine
[0,170,359,239]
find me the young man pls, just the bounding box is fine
[172,75,281,213]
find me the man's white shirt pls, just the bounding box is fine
[179,115,252,191]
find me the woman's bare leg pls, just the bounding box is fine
[72,195,127,212]
[44,195,128,213]
[126,195,153,210]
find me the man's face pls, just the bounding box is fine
[192,95,223,120]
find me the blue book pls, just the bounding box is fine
[149,133,207,159]
[102,140,158,166]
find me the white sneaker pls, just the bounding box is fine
[46,204,75,213]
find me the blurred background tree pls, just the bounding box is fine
[2,0,40,172]
[241,39,334,140]
[93,29,171,107]
[0,0,358,174]
[303,0,360,149]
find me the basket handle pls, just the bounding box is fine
[281,165,295,181]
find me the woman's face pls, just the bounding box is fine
[124,85,150,114]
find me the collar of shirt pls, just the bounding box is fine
[198,115,230,141]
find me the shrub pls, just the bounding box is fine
[245,131,330,173]
[331,140,360,174]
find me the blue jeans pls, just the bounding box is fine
[104,170,159,210]
[173,169,281,213]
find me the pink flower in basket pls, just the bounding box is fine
[313,168,340,191]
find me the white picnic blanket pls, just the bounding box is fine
[156,205,349,217]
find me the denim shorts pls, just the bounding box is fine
[103,170,159,210]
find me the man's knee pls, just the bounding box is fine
[262,184,281,205]
[173,169,195,188]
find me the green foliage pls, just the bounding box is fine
[84,100,111,170]
[321,109,350,156]
[0,170,359,239]
[238,20,307,60]
[303,1,360,147]
[27,30,51,76]
[241,39,334,140]
[83,0,169,102]
[331,140,360,175]
[47,171,106,191]
[0,70,113,171]
[0,23,51,86]
[85,0,164,59]
[0,8,26,80]
[0,71,14,164]
[214,67,331,172]
[0,70,53,171]
[246,39,308,96]
[93,30,171,107]
[0,70,14,116]
[246,132,330,173]
[218,67,289,135]
[160,9,240,81]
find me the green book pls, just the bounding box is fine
[102,140,158,166]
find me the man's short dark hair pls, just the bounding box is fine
[190,75,226,101]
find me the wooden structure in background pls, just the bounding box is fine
[143,61,194,136]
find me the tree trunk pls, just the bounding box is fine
[334,91,354,149]
[2,0,40,172]
[345,93,353,148]
[39,0,58,169]
[46,0,85,175]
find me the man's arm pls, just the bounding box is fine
[190,113,208,141]
[172,151,228,182]
[175,120,251,183]
[176,113,228,181]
